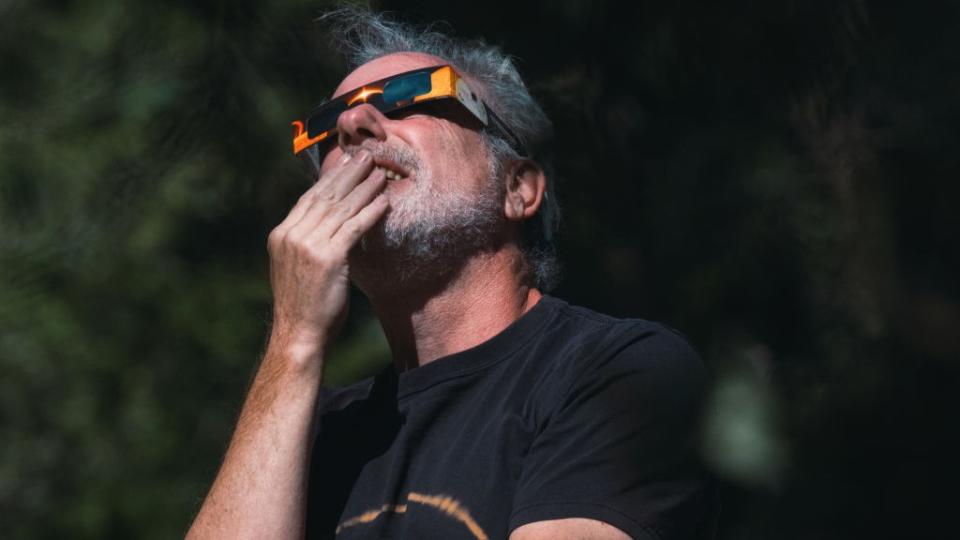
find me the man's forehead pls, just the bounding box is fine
[333,52,448,98]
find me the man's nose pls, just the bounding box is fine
[336,104,389,149]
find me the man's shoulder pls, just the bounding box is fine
[544,295,683,336]
[540,296,703,374]
[317,297,706,416]
[518,296,708,416]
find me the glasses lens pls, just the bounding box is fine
[383,72,432,105]
[307,100,348,138]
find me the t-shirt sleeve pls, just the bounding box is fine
[509,323,716,540]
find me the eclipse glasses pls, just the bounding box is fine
[291,65,526,164]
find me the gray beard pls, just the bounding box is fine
[354,186,504,291]
[349,145,505,292]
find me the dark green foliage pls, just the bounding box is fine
[1,1,957,538]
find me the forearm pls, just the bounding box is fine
[187,341,323,539]
[187,148,384,538]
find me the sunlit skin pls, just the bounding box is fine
[321,53,494,236]
[319,52,546,372]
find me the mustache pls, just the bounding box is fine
[347,141,421,175]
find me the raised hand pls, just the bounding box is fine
[265,149,388,370]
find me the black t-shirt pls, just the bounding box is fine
[305,295,718,539]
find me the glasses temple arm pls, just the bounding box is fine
[484,105,528,157]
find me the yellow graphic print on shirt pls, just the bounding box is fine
[336,492,489,539]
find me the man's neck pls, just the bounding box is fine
[365,247,542,371]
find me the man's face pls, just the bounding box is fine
[318,53,505,270]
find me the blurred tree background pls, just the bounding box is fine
[1,0,957,538]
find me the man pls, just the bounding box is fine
[188,8,716,540]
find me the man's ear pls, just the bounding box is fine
[503,159,546,222]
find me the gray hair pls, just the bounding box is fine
[319,7,562,291]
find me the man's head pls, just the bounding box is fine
[314,8,561,291]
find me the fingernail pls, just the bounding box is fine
[339,153,351,164]
[358,150,372,163]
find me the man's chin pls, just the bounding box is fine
[347,200,506,296]
[348,225,477,297]
[352,219,413,262]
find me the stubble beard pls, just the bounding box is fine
[350,143,505,293]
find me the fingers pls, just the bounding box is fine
[289,164,386,240]
[277,151,374,235]
[326,150,375,200]
[331,193,390,251]
[268,147,390,262]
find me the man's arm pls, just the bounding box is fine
[186,150,387,539]
[511,518,632,540]
[184,342,323,539]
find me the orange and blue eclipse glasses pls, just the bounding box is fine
[291,65,526,161]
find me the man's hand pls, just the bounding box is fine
[266,149,388,368]
[186,149,387,540]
